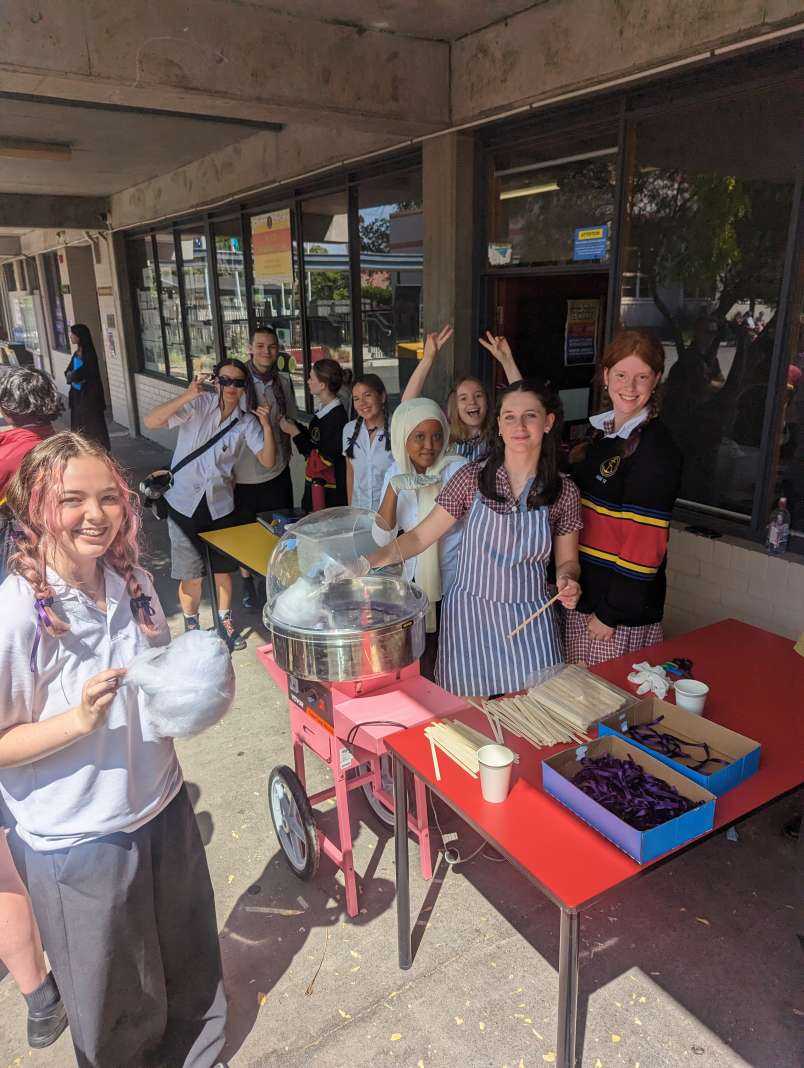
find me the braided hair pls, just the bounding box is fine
[344,374,391,458]
[477,380,564,510]
[5,432,161,653]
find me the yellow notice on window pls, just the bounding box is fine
[252,209,293,285]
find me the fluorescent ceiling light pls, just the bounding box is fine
[0,138,71,162]
[500,181,560,201]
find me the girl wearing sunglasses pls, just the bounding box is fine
[144,358,275,651]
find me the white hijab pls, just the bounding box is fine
[389,399,454,629]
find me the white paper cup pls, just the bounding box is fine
[477,744,515,803]
[674,679,710,715]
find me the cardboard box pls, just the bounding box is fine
[542,735,716,864]
[597,696,761,796]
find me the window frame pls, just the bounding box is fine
[42,251,68,352]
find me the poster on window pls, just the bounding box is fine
[251,209,293,285]
[564,298,600,366]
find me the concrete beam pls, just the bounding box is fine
[0,195,108,230]
[452,0,804,122]
[0,1,449,136]
[110,121,401,230]
[0,235,21,256]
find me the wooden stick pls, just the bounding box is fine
[507,591,562,639]
[429,737,441,781]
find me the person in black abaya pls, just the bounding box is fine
[66,323,111,450]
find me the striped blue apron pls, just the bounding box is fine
[435,491,562,696]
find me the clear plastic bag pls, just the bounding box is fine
[126,629,236,738]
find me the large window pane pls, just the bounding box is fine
[213,219,249,360]
[178,227,217,377]
[358,171,423,405]
[250,207,305,407]
[155,232,188,380]
[491,130,617,269]
[770,236,803,537]
[43,251,68,353]
[302,192,352,391]
[620,85,797,521]
[127,237,165,374]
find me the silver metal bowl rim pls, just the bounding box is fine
[265,578,429,640]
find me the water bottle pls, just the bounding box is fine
[765,497,790,555]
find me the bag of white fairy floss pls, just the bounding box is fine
[126,629,236,738]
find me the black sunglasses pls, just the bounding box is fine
[217,375,246,388]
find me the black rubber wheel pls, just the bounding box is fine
[268,765,319,880]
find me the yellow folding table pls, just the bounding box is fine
[198,522,279,616]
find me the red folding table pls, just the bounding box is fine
[386,620,804,1068]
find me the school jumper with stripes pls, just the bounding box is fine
[571,417,682,629]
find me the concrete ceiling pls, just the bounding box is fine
[246,1,544,40]
[0,97,264,197]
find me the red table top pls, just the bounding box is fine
[386,620,804,911]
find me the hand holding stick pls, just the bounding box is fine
[507,591,562,640]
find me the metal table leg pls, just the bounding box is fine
[393,756,412,970]
[556,908,580,1068]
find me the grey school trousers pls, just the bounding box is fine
[22,785,227,1068]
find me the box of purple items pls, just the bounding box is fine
[542,735,716,863]
[598,696,760,796]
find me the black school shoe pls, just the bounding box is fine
[28,998,69,1049]
[218,615,247,652]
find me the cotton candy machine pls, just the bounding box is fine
[263,506,427,682]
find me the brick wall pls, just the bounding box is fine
[134,374,184,450]
[92,237,129,427]
[664,526,803,641]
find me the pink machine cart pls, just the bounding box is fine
[257,644,469,917]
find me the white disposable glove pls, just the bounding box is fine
[322,555,370,584]
[390,472,442,493]
[627,661,670,698]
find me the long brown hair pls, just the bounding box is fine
[478,380,564,509]
[6,432,160,643]
[446,377,494,445]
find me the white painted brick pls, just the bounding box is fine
[669,571,722,603]
[688,533,715,563]
[667,553,700,578]
[720,590,774,629]
[702,562,748,594]
[729,544,759,576]
[710,539,733,569]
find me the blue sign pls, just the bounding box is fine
[573,225,608,262]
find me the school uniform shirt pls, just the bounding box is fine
[294,398,348,508]
[0,423,54,497]
[449,436,490,463]
[164,392,266,520]
[379,456,468,591]
[234,368,298,485]
[342,418,393,512]
[0,566,181,852]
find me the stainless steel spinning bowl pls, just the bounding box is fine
[265,575,428,682]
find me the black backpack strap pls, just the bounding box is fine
[170,415,240,477]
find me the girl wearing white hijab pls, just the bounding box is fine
[375,399,467,636]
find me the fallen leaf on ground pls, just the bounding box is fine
[258,992,268,1007]
[695,917,711,926]
[390,1033,401,1041]
[543,1053,556,1063]
[455,1017,464,1025]
[337,1009,351,1020]
[612,1034,621,1043]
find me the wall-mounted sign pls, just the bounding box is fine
[252,209,293,284]
[564,298,601,366]
[488,242,513,266]
[60,283,70,295]
[573,225,608,261]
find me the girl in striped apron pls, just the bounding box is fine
[368,381,583,697]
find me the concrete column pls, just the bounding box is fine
[422,132,477,404]
[65,243,109,404]
[109,232,142,438]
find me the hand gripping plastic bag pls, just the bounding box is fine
[126,629,236,738]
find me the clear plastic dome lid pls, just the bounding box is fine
[265,506,422,633]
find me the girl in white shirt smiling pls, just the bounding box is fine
[0,432,226,1068]
[144,358,275,650]
[343,373,393,511]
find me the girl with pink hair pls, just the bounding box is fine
[0,432,226,1068]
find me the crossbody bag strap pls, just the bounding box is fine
[170,415,240,478]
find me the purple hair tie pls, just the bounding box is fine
[130,593,155,625]
[30,597,54,673]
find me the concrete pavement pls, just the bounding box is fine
[0,424,801,1068]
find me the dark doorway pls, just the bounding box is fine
[494,271,608,441]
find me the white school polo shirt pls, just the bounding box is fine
[342,418,393,512]
[0,567,182,852]
[379,457,468,592]
[164,393,266,519]
[234,370,298,485]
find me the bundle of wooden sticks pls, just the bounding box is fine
[424,719,510,781]
[481,666,630,749]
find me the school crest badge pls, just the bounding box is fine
[599,455,620,478]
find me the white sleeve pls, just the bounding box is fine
[166,394,206,429]
[0,579,38,730]
[243,413,267,456]
[342,420,356,456]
